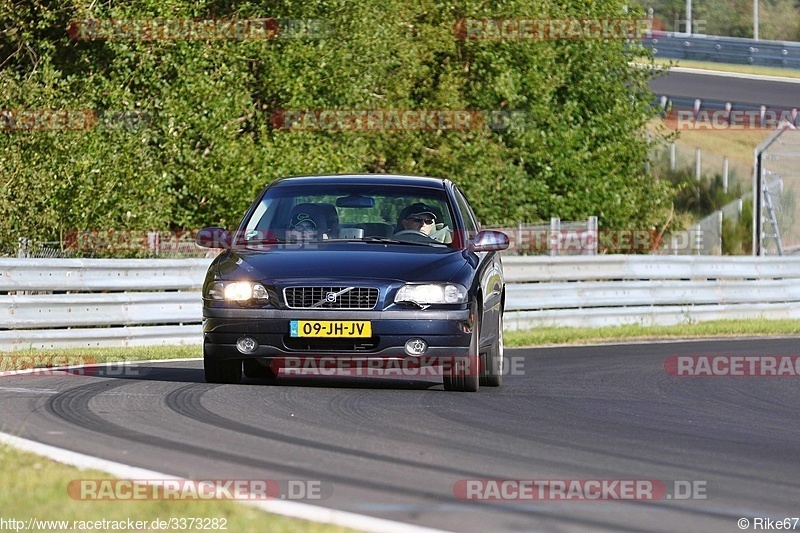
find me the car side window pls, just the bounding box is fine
[453,187,479,239]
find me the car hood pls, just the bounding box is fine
[216,243,469,283]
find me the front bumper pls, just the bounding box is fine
[202,306,474,361]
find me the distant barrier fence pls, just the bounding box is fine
[3,256,800,350]
[643,33,800,69]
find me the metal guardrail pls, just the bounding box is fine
[0,258,210,291]
[503,255,800,329]
[502,254,800,281]
[3,256,800,349]
[643,32,800,69]
[0,258,211,350]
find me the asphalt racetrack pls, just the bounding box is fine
[2,338,799,532]
[649,69,800,109]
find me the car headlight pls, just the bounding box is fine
[394,283,468,305]
[206,281,269,301]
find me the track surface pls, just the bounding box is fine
[649,70,800,108]
[2,339,800,532]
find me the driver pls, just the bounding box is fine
[395,203,437,236]
[287,203,329,241]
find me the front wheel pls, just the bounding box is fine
[204,342,242,384]
[443,311,480,392]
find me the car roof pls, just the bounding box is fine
[269,174,449,189]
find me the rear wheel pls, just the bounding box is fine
[443,310,480,392]
[204,342,242,384]
[480,309,503,387]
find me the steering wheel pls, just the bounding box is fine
[394,229,428,237]
[393,229,437,243]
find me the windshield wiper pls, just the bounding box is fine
[240,237,285,247]
[361,237,443,247]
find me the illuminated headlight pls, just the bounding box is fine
[206,281,269,301]
[394,284,468,305]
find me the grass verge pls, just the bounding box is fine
[0,443,353,533]
[505,318,800,347]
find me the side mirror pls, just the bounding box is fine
[471,230,509,252]
[196,227,231,249]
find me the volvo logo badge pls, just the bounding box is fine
[325,292,337,302]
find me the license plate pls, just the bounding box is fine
[290,320,372,338]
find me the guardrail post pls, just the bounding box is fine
[549,217,560,257]
[723,157,729,193]
[587,216,598,255]
[695,148,702,182]
[695,223,704,254]
[753,0,759,41]
[685,0,692,36]
[17,238,29,259]
[670,142,676,171]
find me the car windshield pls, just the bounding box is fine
[239,183,456,247]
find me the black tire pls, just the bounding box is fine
[480,308,503,387]
[243,359,279,380]
[204,343,242,384]
[443,309,480,392]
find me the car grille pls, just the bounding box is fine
[283,286,379,309]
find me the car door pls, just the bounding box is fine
[451,186,504,343]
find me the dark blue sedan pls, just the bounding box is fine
[196,175,508,391]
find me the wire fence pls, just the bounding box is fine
[756,129,800,255]
[6,233,214,259]
[650,139,752,193]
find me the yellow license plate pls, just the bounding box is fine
[290,320,372,338]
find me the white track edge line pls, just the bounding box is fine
[0,432,452,533]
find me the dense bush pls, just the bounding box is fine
[1,0,673,250]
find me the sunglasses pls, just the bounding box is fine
[408,216,435,225]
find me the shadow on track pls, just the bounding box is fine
[83,361,442,391]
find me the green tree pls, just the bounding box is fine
[1,0,673,252]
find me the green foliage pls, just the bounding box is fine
[1,0,673,251]
[665,167,744,218]
[653,156,753,255]
[721,199,752,255]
